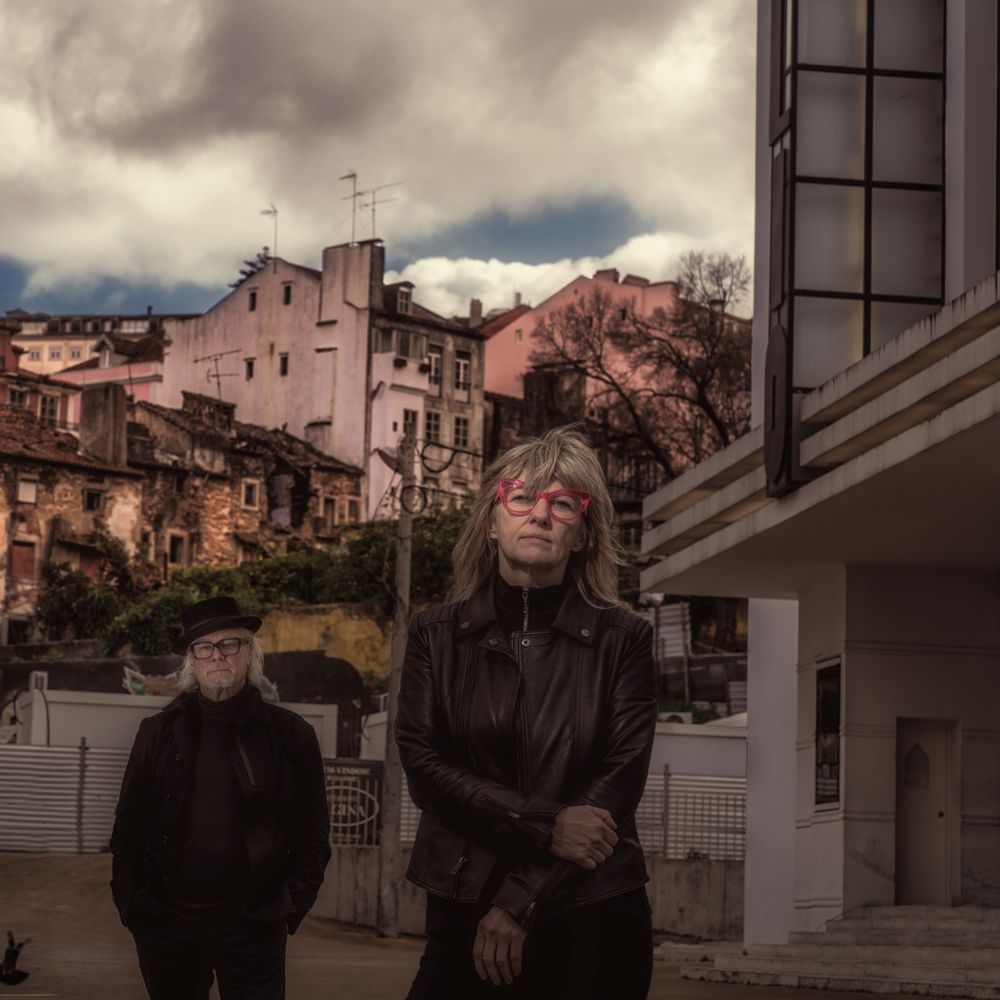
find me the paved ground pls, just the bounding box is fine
[0,853,918,999]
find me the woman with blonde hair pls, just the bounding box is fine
[397,426,657,999]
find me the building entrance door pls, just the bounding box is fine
[895,719,953,905]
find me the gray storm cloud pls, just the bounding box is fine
[0,0,756,306]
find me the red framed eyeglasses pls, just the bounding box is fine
[495,478,591,522]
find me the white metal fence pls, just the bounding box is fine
[0,746,745,861]
[0,742,129,852]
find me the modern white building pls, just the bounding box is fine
[642,0,1000,955]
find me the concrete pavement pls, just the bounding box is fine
[0,853,924,999]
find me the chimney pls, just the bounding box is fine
[594,268,620,284]
[513,292,522,308]
[0,328,20,373]
[469,298,483,327]
[79,384,129,468]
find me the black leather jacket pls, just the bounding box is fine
[395,577,656,929]
[109,686,331,934]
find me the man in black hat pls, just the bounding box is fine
[110,595,331,1000]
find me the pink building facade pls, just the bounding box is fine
[484,269,679,398]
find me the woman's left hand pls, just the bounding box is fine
[473,905,527,985]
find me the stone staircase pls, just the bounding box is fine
[680,906,1000,998]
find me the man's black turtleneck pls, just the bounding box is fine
[169,683,253,920]
[494,570,570,635]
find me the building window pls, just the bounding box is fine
[402,408,418,441]
[168,535,186,565]
[249,289,258,311]
[242,480,260,509]
[454,350,471,401]
[279,353,289,376]
[321,496,337,533]
[815,663,841,805]
[453,415,469,449]
[70,348,82,361]
[425,410,441,443]
[245,358,255,380]
[8,389,28,408]
[11,541,36,580]
[39,395,58,424]
[398,329,426,360]
[619,522,643,549]
[49,347,62,362]
[28,349,41,362]
[16,480,38,504]
[83,489,104,512]
[515,329,523,343]
[172,473,187,495]
[398,286,412,314]
[283,284,292,306]
[427,344,443,395]
[347,499,360,523]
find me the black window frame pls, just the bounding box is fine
[815,662,842,806]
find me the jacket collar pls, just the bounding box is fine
[460,570,598,646]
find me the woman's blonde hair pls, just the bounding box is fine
[451,425,624,606]
[177,630,266,691]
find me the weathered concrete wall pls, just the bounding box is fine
[314,848,744,941]
[258,604,393,676]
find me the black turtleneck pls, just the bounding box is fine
[169,683,253,920]
[494,571,570,635]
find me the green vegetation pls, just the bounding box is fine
[35,507,470,656]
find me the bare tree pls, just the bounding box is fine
[530,251,752,484]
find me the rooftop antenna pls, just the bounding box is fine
[360,182,402,238]
[193,347,242,401]
[339,171,361,243]
[261,203,277,271]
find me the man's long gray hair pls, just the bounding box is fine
[176,630,266,691]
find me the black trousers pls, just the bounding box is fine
[407,888,653,1000]
[132,911,287,1000]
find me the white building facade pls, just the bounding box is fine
[642,0,1000,945]
[161,242,484,519]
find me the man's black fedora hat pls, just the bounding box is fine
[172,595,262,655]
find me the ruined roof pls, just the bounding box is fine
[134,399,362,476]
[233,420,363,475]
[0,405,135,475]
[101,330,166,363]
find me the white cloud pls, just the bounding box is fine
[386,228,750,319]
[0,0,756,305]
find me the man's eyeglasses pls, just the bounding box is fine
[189,637,249,660]
[495,478,590,523]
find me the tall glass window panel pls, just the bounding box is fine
[873,0,944,73]
[796,71,866,179]
[795,184,865,293]
[871,189,942,298]
[873,77,943,185]
[870,301,936,352]
[798,0,866,68]
[792,296,864,387]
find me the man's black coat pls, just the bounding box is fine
[110,686,331,934]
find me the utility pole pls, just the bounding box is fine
[377,431,416,938]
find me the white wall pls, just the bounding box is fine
[17,689,340,757]
[649,720,746,777]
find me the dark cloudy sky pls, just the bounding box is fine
[1,1,756,318]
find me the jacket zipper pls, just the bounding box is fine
[450,846,469,899]
[513,635,531,796]
[522,586,529,631]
